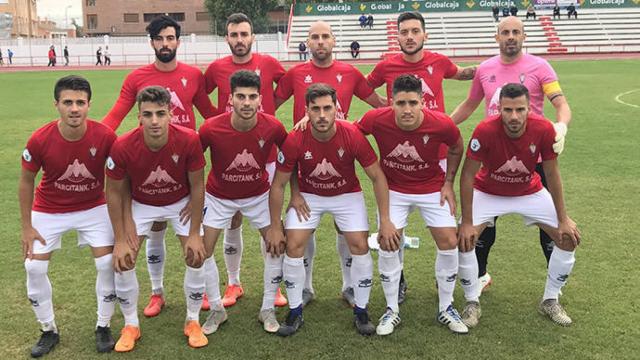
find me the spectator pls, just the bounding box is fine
[359,14,367,28]
[492,6,500,22]
[298,41,307,61]
[95,46,103,66]
[47,46,56,67]
[104,46,111,66]
[63,46,69,66]
[367,14,374,29]
[510,3,518,17]
[526,5,536,20]
[553,4,561,20]
[567,3,578,19]
[350,40,360,59]
[502,6,510,17]
[7,48,13,65]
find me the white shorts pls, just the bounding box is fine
[133,196,196,237]
[266,161,276,184]
[203,191,270,230]
[385,190,457,229]
[31,204,114,254]
[472,189,558,228]
[285,192,369,232]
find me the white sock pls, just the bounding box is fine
[435,248,458,312]
[303,233,315,292]
[378,250,401,312]
[115,269,139,327]
[223,226,243,285]
[283,255,305,309]
[146,228,166,294]
[94,254,115,328]
[25,259,55,328]
[351,252,374,309]
[458,250,480,303]
[544,247,576,300]
[336,233,353,291]
[184,265,206,321]
[203,257,222,308]
[262,243,283,310]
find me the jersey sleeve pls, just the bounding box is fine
[352,67,375,101]
[354,109,376,135]
[106,140,127,180]
[539,60,561,96]
[198,120,212,152]
[22,135,42,173]
[270,56,286,83]
[193,72,219,119]
[468,67,485,102]
[353,129,378,168]
[204,62,218,95]
[187,134,206,171]
[274,122,288,148]
[442,56,459,79]
[276,134,299,173]
[466,125,488,162]
[442,116,462,147]
[366,62,385,89]
[274,69,294,101]
[540,123,559,161]
[102,73,137,131]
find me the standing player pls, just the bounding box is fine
[203,13,287,308]
[367,11,476,302]
[199,70,288,334]
[450,16,572,293]
[106,86,208,350]
[355,75,467,335]
[20,76,119,356]
[274,20,386,307]
[267,84,399,336]
[457,83,580,327]
[102,15,217,318]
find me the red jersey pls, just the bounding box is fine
[106,124,206,206]
[275,60,374,124]
[199,112,287,200]
[22,120,117,213]
[277,121,377,196]
[356,107,460,194]
[466,115,557,196]
[204,53,285,116]
[102,62,217,131]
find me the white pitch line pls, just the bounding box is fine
[614,89,640,109]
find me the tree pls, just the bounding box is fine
[205,0,287,35]
[71,18,83,37]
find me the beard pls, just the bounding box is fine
[155,47,177,63]
[230,42,252,57]
[400,41,424,56]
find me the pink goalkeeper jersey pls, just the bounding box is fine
[469,53,559,117]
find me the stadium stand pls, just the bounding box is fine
[286,8,640,60]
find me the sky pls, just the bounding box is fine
[37,0,83,27]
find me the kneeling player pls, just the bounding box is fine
[267,84,399,336]
[457,83,581,327]
[356,74,468,334]
[198,70,288,334]
[106,86,208,350]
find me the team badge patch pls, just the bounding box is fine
[258,139,265,148]
[277,151,285,164]
[470,138,481,152]
[529,143,536,154]
[422,134,430,145]
[427,65,433,75]
[22,149,32,162]
[89,146,97,157]
[106,156,115,170]
[172,153,179,164]
[304,75,312,84]
[304,150,313,160]
[255,68,261,76]
[181,77,187,88]
[337,147,344,158]
[519,73,526,84]
[336,74,343,83]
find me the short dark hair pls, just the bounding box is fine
[392,74,422,96]
[305,83,336,106]
[397,11,425,31]
[146,15,181,39]
[226,13,253,34]
[230,70,261,93]
[136,86,171,109]
[499,83,530,101]
[54,75,91,101]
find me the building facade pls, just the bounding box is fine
[0,0,38,37]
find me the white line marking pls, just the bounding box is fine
[614,89,640,109]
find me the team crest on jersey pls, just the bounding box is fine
[336,74,343,83]
[181,77,188,88]
[255,68,261,77]
[172,153,179,164]
[519,73,526,84]
[489,75,496,83]
[304,151,313,160]
[107,156,115,170]
[89,146,97,157]
[427,65,433,75]
[422,134,430,145]
[337,147,345,158]
[22,149,32,162]
[529,143,536,155]
[470,138,480,152]
[258,139,265,148]
[277,151,285,164]
[304,75,313,83]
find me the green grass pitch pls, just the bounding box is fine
[0,59,639,359]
